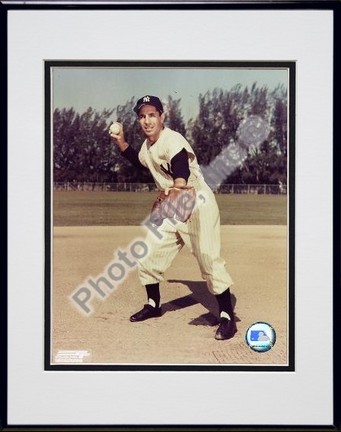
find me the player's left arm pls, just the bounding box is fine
[170,148,190,188]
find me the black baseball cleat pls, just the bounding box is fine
[215,317,237,340]
[130,304,162,322]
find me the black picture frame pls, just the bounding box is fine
[2,1,340,431]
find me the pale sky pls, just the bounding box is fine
[52,66,288,122]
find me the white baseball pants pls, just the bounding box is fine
[138,183,233,295]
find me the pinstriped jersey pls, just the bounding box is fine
[138,127,204,191]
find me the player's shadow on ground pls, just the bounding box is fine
[162,279,239,327]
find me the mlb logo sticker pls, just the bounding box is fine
[246,322,276,353]
[250,330,270,341]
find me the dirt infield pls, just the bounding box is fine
[51,225,288,366]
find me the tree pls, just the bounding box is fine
[189,83,288,186]
[190,86,254,166]
[53,84,288,186]
[164,96,187,137]
[190,90,228,165]
[249,83,268,117]
[53,107,116,182]
[270,85,288,156]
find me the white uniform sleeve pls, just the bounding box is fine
[164,131,195,163]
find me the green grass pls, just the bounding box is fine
[216,194,287,225]
[52,191,287,226]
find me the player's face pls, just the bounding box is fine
[138,105,165,144]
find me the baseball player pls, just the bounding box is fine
[110,95,236,340]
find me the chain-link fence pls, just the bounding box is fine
[216,183,287,194]
[53,182,287,194]
[53,182,158,192]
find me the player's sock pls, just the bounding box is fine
[145,283,160,308]
[148,298,156,308]
[220,311,232,320]
[216,288,234,320]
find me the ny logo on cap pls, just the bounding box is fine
[143,96,150,103]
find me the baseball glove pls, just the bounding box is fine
[150,186,196,226]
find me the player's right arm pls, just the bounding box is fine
[121,146,146,169]
[110,124,129,152]
[110,124,145,170]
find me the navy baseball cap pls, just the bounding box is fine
[133,95,164,114]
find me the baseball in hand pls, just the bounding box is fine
[109,122,121,135]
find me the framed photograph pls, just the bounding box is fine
[46,61,294,371]
[3,1,339,430]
